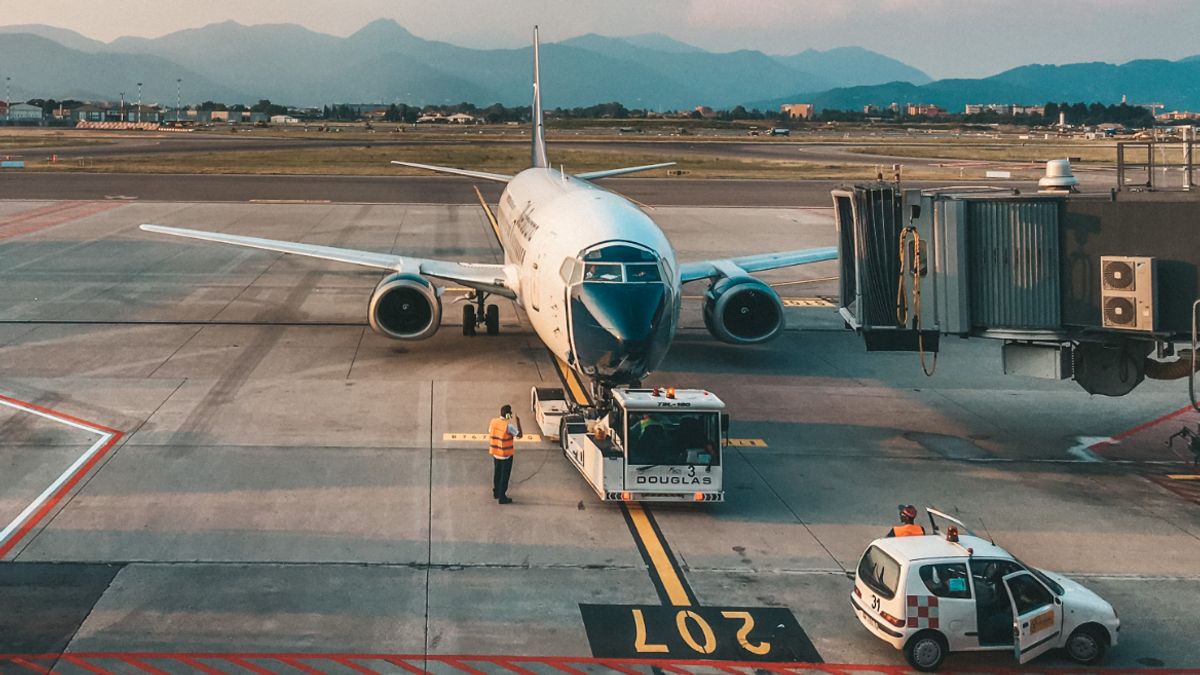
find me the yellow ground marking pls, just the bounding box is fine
[553,355,590,407]
[248,199,332,204]
[1167,474,1200,480]
[473,185,502,243]
[727,438,768,447]
[782,297,835,308]
[770,275,839,288]
[625,503,692,607]
[442,432,545,443]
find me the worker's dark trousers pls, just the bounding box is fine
[493,457,513,498]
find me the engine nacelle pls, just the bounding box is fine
[368,273,442,340]
[703,276,785,344]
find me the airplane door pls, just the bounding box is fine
[1001,571,1062,664]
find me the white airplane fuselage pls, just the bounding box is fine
[495,168,681,385]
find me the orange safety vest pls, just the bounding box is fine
[489,417,515,459]
[891,523,926,537]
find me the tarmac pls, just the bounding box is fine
[0,190,1198,672]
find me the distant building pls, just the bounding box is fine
[965,103,1044,116]
[447,112,477,124]
[270,114,300,124]
[8,103,44,121]
[693,106,717,119]
[863,104,881,115]
[906,103,946,117]
[780,103,814,120]
[1013,105,1044,116]
[1158,110,1200,121]
[0,101,8,117]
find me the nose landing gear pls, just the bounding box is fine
[462,291,500,336]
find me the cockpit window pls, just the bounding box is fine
[584,263,623,282]
[625,263,661,282]
[583,245,657,263]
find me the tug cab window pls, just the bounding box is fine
[626,411,720,467]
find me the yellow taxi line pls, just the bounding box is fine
[625,503,692,606]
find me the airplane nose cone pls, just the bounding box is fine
[570,283,670,382]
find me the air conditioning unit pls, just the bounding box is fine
[1100,256,1157,331]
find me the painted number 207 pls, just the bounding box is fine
[632,608,770,656]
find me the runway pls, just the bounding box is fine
[0,191,1198,670]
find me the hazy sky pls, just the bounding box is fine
[5,0,1199,79]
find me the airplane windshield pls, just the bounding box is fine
[584,263,623,282]
[625,263,662,282]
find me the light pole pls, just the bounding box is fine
[176,78,181,123]
[4,76,10,122]
[136,82,143,123]
[120,92,125,121]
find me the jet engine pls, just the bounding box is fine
[703,276,784,344]
[368,273,442,340]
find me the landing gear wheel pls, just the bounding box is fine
[462,304,476,336]
[904,631,947,672]
[485,303,500,335]
[1065,626,1107,665]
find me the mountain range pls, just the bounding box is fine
[1,20,1198,113]
[0,20,927,109]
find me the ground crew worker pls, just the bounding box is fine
[886,504,926,537]
[489,404,522,504]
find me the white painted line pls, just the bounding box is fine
[1068,436,1111,463]
[0,397,117,555]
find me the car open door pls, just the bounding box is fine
[1002,571,1063,664]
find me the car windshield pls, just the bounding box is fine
[1013,557,1065,595]
[626,411,720,467]
[857,545,901,600]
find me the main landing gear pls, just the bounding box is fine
[462,291,500,337]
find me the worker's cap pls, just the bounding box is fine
[500,404,513,416]
[898,504,918,519]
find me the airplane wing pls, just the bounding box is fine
[678,246,838,283]
[390,160,513,183]
[575,162,676,180]
[140,224,516,298]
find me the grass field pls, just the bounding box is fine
[0,134,114,150]
[30,143,977,180]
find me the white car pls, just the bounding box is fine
[850,510,1120,671]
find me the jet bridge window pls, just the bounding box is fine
[584,263,623,282]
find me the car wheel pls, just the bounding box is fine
[1065,625,1107,665]
[905,631,947,672]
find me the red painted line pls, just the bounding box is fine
[443,659,489,675]
[0,393,122,434]
[64,655,117,675]
[381,656,430,675]
[0,430,123,559]
[0,201,84,228]
[545,663,590,675]
[655,664,693,675]
[0,201,124,242]
[8,657,52,674]
[595,661,641,675]
[1090,404,1197,449]
[172,656,229,675]
[0,393,124,559]
[121,657,173,675]
[711,666,745,675]
[273,657,327,675]
[491,660,540,675]
[329,657,380,675]
[225,656,276,675]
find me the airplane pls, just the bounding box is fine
[140,27,836,403]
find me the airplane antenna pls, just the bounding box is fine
[531,26,549,169]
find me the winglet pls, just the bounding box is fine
[531,26,549,169]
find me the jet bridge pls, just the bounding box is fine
[833,174,1200,400]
